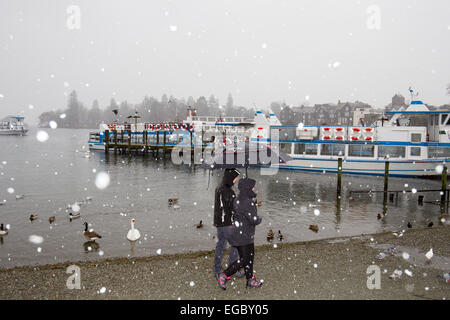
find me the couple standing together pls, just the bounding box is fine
[213,168,263,290]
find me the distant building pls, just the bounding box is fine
[277,100,373,126]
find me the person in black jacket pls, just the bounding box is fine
[213,168,244,279]
[216,178,263,290]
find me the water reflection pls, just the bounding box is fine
[83,241,100,254]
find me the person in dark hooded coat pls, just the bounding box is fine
[212,168,244,279]
[216,178,263,290]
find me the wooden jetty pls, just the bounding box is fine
[103,129,209,158]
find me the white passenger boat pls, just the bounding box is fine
[0,116,28,135]
[256,90,450,177]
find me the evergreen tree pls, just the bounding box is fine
[225,93,234,116]
[66,90,81,127]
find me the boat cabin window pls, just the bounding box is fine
[411,133,422,143]
[442,114,449,125]
[348,144,374,157]
[410,147,421,157]
[280,143,292,154]
[279,127,296,140]
[294,143,318,155]
[378,146,406,158]
[320,144,345,156]
[428,146,450,158]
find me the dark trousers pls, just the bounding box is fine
[223,243,254,280]
[213,226,239,274]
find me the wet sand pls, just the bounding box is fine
[0,226,449,300]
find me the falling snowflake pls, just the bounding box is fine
[169,25,178,32]
[99,287,106,294]
[314,209,320,216]
[7,187,14,194]
[189,281,195,287]
[95,172,110,190]
[156,248,162,255]
[59,113,66,119]
[37,247,42,253]
[49,121,58,129]
[72,203,81,212]
[29,235,44,244]
[36,130,49,142]
[402,252,410,260]
[332,61,341,69]
[435,165,444,174]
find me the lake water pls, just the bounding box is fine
[0,128,444,268]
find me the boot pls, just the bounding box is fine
[246,275,263,288]
[216,272,230,290]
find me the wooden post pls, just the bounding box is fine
[128,130,131,154]
[144,130,148,154]
[201,128,205,153]
[389,193,394,202]
[163,131,167,158]
[113,130,117,155]
[337,157,342,199]
[418,195,424,205]
[105,130,109,154]
[441,166,447,213]
[156,131,160,157]
[383,160,389,213]
[190,129,194,163]
[121,130,124,154]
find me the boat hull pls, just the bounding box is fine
[277,157,448,177]
[0,129,28,136]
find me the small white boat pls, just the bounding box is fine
[0,116,28,136]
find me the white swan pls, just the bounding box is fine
[127,218,141,241]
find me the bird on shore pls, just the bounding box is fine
[277,230,284,241]
[127,218,141,242]
[168,198,178,205]
[195,220,203,229]
[83,222,102,241]
[309,224,319,233]
[49,216,56,224]
[15,194,24,200]
[267,229,274,242]
[0,224,8,236]
[407,222,412,228]
[29,214,38,221]
[68,212,80,220]
[427,221,434,228]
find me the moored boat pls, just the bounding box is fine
[0,116,28,136]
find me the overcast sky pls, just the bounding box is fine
[1,0,449,124]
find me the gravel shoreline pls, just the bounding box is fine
[0,226,449,300]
